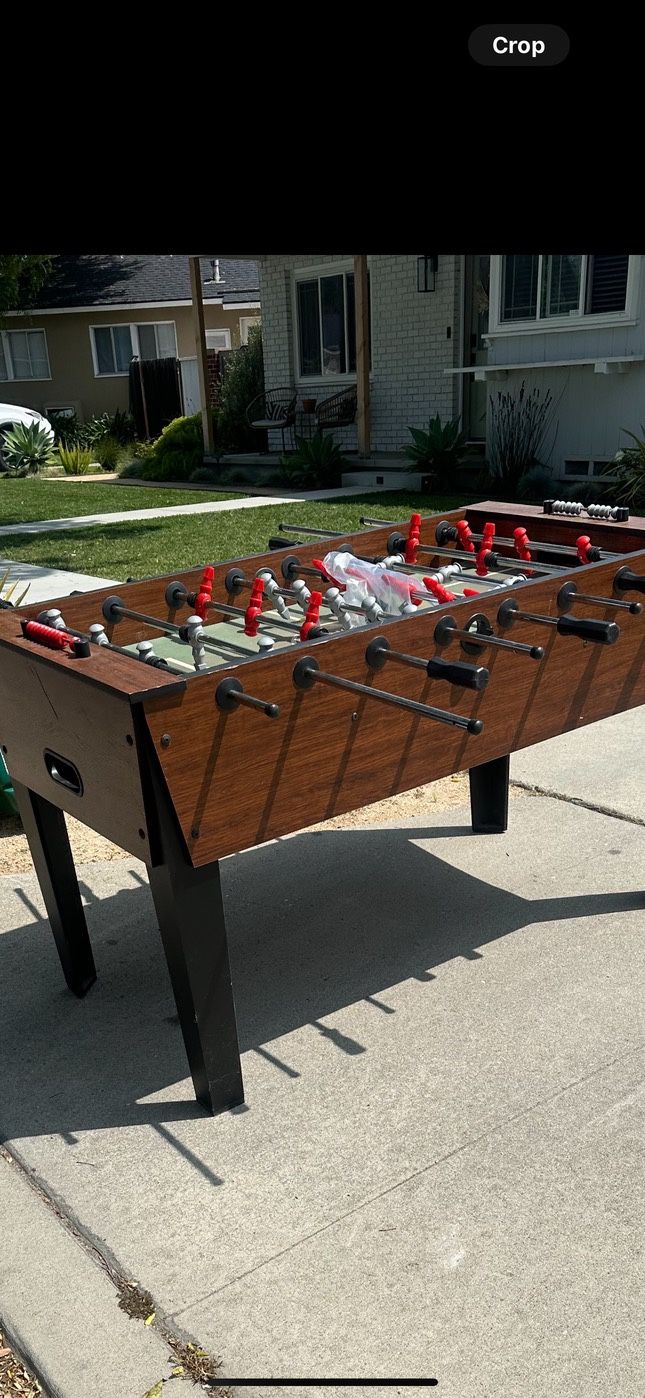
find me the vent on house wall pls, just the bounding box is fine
[562,458,615,480]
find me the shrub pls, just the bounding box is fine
[118,459,146,479]
[49,409,84,446]
[84,409,135,445]
[516,465,554,501]
[279,431,346,488]
[0,565,30,608]
[92,435,122,471]
[488,381,560,491]
[403,414,471,488]
[58,444,96,475]
[608,428,645,507]
[218,325,265,450]
[1,421,57,475]
[189,465,223,485]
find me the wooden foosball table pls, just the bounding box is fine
[1,499,644,1114]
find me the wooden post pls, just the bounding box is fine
[188,255,215,456]
[137,358,150,440]
[354,254,370,458]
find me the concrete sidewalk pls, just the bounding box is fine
[0,557,117,604]
[2,706,645,1398]
[0,482,401,538]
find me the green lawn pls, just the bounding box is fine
[0,493,464,579]
[0,478,240,526]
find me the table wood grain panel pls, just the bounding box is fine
[0,648,150,857]
[143,553,645,867]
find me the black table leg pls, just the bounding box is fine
[12,781,96,997]
[469,754,510,833]
[147,757,244,1116]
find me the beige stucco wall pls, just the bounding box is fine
[2,303,260,420]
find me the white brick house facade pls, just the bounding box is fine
[256,254,462,453]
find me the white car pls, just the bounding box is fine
[0,403,55,461]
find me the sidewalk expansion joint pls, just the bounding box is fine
[0,1144,227,1393]
[510,779,645,828]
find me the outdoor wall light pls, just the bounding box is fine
[417,255,438,292]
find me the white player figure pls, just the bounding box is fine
[185,615,207,670]
[256,570,292,621]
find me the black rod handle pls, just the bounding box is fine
[614,567,645,596]
[293,657,483,734]
[556,614,620,645]
[364,636,489,690]
[216,678,280,719]
[426,656,490,691]
[269,536,301,550]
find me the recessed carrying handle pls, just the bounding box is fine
[44,750,84,796]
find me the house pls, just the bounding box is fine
[256,254,643,485]
[0,255,261,423]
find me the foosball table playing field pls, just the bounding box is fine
[1,498,645,1115]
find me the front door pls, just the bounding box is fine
[463,255,490,441]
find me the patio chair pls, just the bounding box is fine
[246,387,297,453]
[315,386,358,438]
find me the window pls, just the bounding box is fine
[239,316,261,345]
[90,322,177,376]
[499,255,630,325]
[563,458,616,481]
[294,266,371,379]
[0,328,51,381]
[205,329,232,351]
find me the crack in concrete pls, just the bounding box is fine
[0,1144,227,1394]
[510,779,645,827]
[172,1040,645,1317]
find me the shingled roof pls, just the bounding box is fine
[32,256,259,310]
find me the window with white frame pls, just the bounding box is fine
[499,255,630,326]
[205,329,232,351]
[294,267,371,379]
[90,322,177,376]
[0,328,51,381]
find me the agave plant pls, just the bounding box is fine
[1,420,56,475]
[403,414,471,488]
[280,431,346,488]
[0,566,30,609]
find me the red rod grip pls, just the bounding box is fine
[22,620,72,651]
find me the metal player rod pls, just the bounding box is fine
[293,656,483,733]
[101,598,275,654]
[361,515,613,562]
[365,543,566,577]
[434,615,544,660]
[277,522,345,538]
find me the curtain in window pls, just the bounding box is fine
[137,324,158,361]
[320,275,346,375]
[155,323,177,358]
[501,255,539,321]
[94,327,115,374]
[541,255,582,317]
[297,280,321,376]
[7,332,31,378]
[113,326,133,373]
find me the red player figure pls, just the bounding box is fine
[423,577,457,604]
[513,527,532,564]
[195,565,215,620]
[576,535,592,564]
[404,513,422,565]
[244,578,265,636]
[300,590,323,641]
[456,520,475,553]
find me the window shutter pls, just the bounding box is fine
[587,255,629,313]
